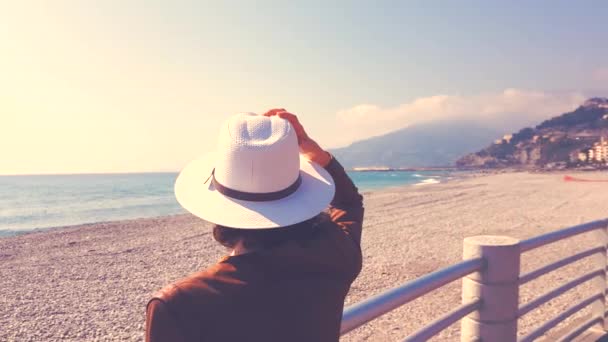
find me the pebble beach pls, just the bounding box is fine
[2,171,608,341]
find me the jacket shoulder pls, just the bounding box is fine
[150,262,237,308]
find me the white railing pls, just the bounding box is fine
[340,218,608,341]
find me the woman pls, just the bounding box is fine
[146,109,364,341]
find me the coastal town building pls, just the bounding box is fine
[595,137,608,161]
[495,134,514,145]
[578,137,608,163]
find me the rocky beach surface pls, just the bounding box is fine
[2,171,608,341]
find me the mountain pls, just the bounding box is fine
[329,121,502,169]
[456,98,608,169]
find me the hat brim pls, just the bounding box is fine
[175,153,336,229]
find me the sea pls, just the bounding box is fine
[0,171,449,237]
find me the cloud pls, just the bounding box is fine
[333,89,586,147]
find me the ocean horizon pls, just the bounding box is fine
[0,170,449,237]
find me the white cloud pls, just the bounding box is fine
[333,89,586,147]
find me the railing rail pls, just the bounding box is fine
[519,246,604,285]
[555,316,604,342]
[340,218,608,341]
[519,293,603,342]
[520,219,608,252]
[403,298,481,342]
[340,257,483,334]
[518,269,604,317]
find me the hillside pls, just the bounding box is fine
[329,121,501,169]
[456,98,608,169]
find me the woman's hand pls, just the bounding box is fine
[263,109,331,167]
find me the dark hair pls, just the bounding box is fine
[212,213,328,250]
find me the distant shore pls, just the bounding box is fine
[351,165,608,172]
[350,166,460,171]
[2,171,608,341]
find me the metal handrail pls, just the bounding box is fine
[338,218,608,340]
[340,257,484,335]
[403,298,481,342]
[519,293,603,342]
[519,246,605,285]
[555,316,603,342]
[520,219,608,253]
[518,269,603,317]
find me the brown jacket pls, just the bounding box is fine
[145,158,364,342]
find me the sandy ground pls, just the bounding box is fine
[2,171,608,341]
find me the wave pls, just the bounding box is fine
[414,178,441,186]
[413,174,441,179]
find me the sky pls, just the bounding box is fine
[1,1,607,174]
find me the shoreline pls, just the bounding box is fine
[0,213,190,239]
[0,171,462,239]
[3,171,608,341]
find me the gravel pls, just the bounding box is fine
[1,171,608,341]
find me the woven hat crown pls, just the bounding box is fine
[213,113,300,194]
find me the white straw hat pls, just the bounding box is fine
[175,113,336,229]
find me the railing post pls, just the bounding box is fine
[461,236,520,342]
[592,224,608,332]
